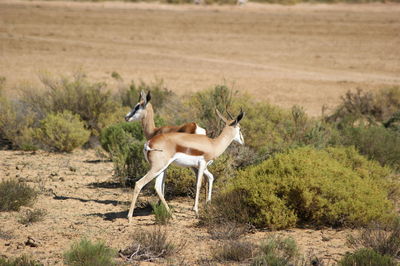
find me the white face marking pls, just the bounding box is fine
[125,104,145,122]
[233,126,244,145]
[172,153,205,168]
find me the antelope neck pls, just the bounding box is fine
[141,103,157,140]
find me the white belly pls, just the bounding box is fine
[171,152,204,168]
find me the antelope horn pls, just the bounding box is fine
[215,109,228,123]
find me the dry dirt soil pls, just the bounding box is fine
[0,149,353,265]
[1,0,400,115]
[0,0,399,265]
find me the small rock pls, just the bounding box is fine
[69,166,77,172]
[25,236,40,247]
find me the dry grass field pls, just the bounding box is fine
[1,0,400,115]
[1,0,400,264]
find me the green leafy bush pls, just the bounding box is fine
[0,180,38,212]
[338,248,396,266]
[252,236,299,266]
[64,239,116,266]
[35,111,90,152]
[100,122,144,152]
[334,126,400,171]
[0,255,43,266]
[216,147,396,229]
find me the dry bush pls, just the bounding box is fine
[207,222,250,240]
[0,180,38,212]
[119,227,183,262]
[348,219,400,258]
[213,240,255,262]
[18,208,47,225]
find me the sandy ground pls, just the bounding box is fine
[0,149,353,265]
[0,0,400,115]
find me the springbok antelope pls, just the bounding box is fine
[125,90,206,139]
[124,90,214,200]
[127,110,245,222]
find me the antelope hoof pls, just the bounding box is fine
[128,216,133,223]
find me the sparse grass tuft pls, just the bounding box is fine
[151,202,172,225]
[252,236,299,266]
[0,255,43,266]
[18,208,47,225]
[0,180,38,212]
[64,238,116,266]
[120,227,183,262]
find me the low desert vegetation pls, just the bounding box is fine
[0,255,43,266]
[63,238,116,266]
[151,202,173,225]
[18,208,47,225]
[1,73,400,264]
[119,227,182,262]
[203,147,397,229]
[338,248,397,266]
[0,180,38,212]
[35,111,90,152]
[213,240,255,262]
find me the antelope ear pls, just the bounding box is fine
[229,110,245,126]
[215,109,228,123]
[146,91,151,104]
[140,90,147,101]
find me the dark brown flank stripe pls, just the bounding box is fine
[176,145,204,156]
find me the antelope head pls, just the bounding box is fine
[125,90,151,122]
[216,109,245,145]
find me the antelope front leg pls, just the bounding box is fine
[127,170,158,223]
[193,160,206,216]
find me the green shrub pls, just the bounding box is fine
[119,79,174,111]
[0,96,37,150]
[120,227,180,261]
[0,180,38,212]
[100,122,145,152]
[0,255,43,266]
[64,239,116,266]
[19,72,121,136]
[218,147,396,229]
[151,202,172,225]
[338,248,396,266]
[252,236,299,266]
[18,208,47,225]
[35,111,90,152]
[335,126,400,171]
[213,241,255,262]
[184,84,236,137]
